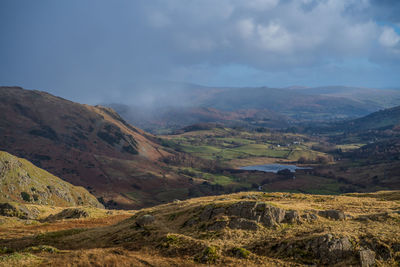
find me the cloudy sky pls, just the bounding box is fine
[1,0,400,103]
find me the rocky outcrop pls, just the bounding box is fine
[135,214,155,227]
[307,234,353,264]
[0,151,103,208]
[283,210,300,223]
[44,208,89,222]
[0,202,39,220]
[186,201,305,231]
[318,209,346,220]
[262,234,354,265]
[228,218,259,230]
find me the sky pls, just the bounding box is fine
[1,0,400,104]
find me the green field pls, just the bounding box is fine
[163,127,327,163]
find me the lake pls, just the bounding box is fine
[240,164,311,173]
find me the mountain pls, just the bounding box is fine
[288,86,400,107]
[200,86,399,121]
[307,105,400,143]
[334,105,400,132]
[0,86,188,209]
[2,191,399,266]
[107,84,400,132]
[109,104,290,133]
[0,150,102,208]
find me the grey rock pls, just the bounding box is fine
[357,212,390,222]
[283,210,300,223]
[226,201,257,219]
[0,202,38,220]
[208,220,228,231]
[44,208,89,222]
[199,205,214,221]
[309,235,353,264]
[182,217,198,228]
[229,218,259,230]
[301,212,318,222]
[135,214,155,227]
[210,207,226,218]
[318,209,345,220]
[225,201,287,227]
[359,249,375,267]
[186,201,294,230]
[259,205,286,227]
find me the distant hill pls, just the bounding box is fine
[0,86,189,209]
[110,104,290,133]
[107,84,400,132]
[307,105,400,143]
[0,150,102,208]
[334,105,400,132]
[200,86,399,121]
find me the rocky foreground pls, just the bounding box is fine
[0,191,400,266]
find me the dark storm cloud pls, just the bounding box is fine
[0,0,399,104]
[369,0,400,23]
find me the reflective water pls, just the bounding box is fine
[240,164,311,173]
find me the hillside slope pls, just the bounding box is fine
[307,105,400,144]
[0,151,102,208]
[0,86,186,208]
[1,191,399,266]
[340,105,400,132]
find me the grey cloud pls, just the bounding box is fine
[0,0,399,104]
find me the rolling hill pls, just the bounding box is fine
[0,150,102,208]
[0,86,190,209]
[306,105,400,144]
[334,105,400,132]
[110,104,290,133]
[108,84,400,133]
[1,191,399,266]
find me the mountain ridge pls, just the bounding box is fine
[0,86,186,209]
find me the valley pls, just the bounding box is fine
[1,86,400,266]
[2,1,400,265]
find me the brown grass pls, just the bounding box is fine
[1,191,399,266]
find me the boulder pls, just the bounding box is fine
[259,204,286,227]
[225,201,286,227]
[301,212,318,222]
[136,214,155,227]
[318,209,345,220]
[359,249,376,267]
[307,234,353,264]
[283,210,300,224]
[357,212,390,222]
[44,208,89,221]
[194,201,290,230]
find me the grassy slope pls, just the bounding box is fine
[0,151,102,208]
[160,127,343,196]
[163,127,327,165]
[0,86,191,209]
[1,191,399,266]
